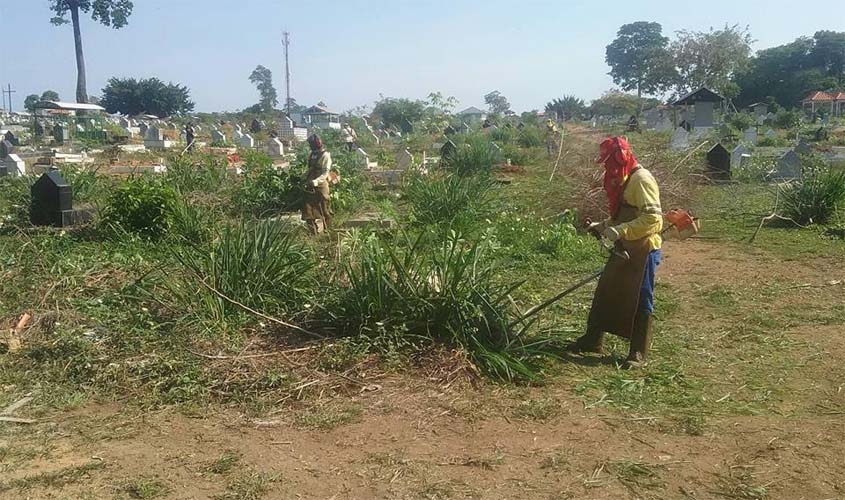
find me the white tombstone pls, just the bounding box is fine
[2,154,26,176]
[671,127,690,150]
[731,145,751,171]
[267,138,285,157]
[238,133,255,149]
[356,147,371,169]
[743,128,758,145]
[396,149,413,170]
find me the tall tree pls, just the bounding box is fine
[24,95,41,113]
[248,65,279,113]
[41,90,60,102]
[605,22,675,98]
[811,30,845,84]
[545,96,586,121]
[484,91,511,116]
[671,24,754,98]
[100,77,194,117]
[49,0,134,103]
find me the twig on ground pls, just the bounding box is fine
[672,140,710,173]
[197,279,324,339]
[1,396,33,416]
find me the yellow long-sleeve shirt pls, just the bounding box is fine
[614,167,663,251]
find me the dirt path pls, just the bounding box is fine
[2,239,844,499]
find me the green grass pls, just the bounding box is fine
[121,476,170,499]
[205,451,242,475]
[212,470,281,500]
[0,461,105,493]
[294,404,362,430]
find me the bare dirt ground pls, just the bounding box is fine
[3,236,844,500]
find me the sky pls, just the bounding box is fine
[1,0,842,114]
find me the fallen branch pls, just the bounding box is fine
[198,279,324,340]
[749,186,808,243]
[1,396,33,416]
[0,416,36,424]
[187,345,318,361]
[672,140,710,173]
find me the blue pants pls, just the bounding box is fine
[639,250,661,314]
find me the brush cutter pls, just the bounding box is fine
[510,209,699,327]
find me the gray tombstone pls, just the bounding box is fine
[706,143,731,180]
[795,139,812,156]
[1,154,26,176]
[238,133,255,149]
[490,142,504,163]
[774,151,802,180]
[118,117,131,128]
[138,123,149,136]
[0,140,13,158]
[356,147,371,168]
[267,138,285,157]
[731,145,751,171]
[212,129,227,144]
[461,122,471,134]
[695,102,715,129]
[670,127,690,151]
[396,149,413,170]
[743,128,758,145]
[53,125,70,144]
[145,126,164,141]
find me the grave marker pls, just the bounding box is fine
[774,150,801,180]
[706,143,731,180]
[212,129,227,144]
[670,127,690,150]
[742,128,758,145]
[30,170,82,227]
[440,140,457,159]
[731,145,751,171]
[267,138,285,157]
[396,149,413,170]
[238,133,255,149]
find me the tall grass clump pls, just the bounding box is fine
[517,127,544,148]
[165,153,230,194]
[781,170,845,224]
[441,137,500,176]
[325,230,561,381]
[403,173,499,230]
[168,220,316,330]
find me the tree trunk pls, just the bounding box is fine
[70,3,88,103]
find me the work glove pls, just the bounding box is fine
[602,226,621,242]
[311,179,320,187]
[586,222,603,239]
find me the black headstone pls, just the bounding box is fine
[53,125,69,144]
[30,170,75,227]
[250,118,262,134]
[444,125,457,136]
[814,126,829,142]
[440,140,457,159]
[0,165,8,177]
[34,121,45,137]
[0,140,12,159]
[4,131,18,146]
[706,143,731,180]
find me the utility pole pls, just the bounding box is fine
[2,84,16,113]
[282,31,291,117]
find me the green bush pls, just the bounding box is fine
[165,153,229,194]
[772,109,802,130]
[489,127,513,143]
[236,151,303,216]
[492,211,600,268]
[403,173,499,231]
[517,127,543,148]
[169,220,316,330]
[102,176,176,239]
[441,137,499,176]
[781,170,845,225]
[326,230,560,381]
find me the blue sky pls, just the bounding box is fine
[2,0,841,113]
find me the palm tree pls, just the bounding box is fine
[545,96,586,121]
[49,1,134,103]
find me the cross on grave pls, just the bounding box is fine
[706,143,731,180]
[440,140,457,159]
[774,150,801,180]
[731,145,751,171]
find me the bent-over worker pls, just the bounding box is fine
[569,136,663,369]
[301,134,333,234]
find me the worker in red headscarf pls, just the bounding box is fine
[568,137,663,369]
[301,134,333,234]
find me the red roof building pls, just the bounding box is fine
[802,91,844,116]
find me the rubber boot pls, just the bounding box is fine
[566,324,605,354]
[623,311,653,369]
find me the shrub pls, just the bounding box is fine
[441,137,499,176]
[169,220,316,330]
[489,127,513,143]
[517,127,544,148]
[771,109,802,130]
[500,143,531,166]
[403,173,499,230]
[781,170,845,225]
[101,176,176,239]
[492,211,600,268]
[165,153,229,194]
[326,230,560,381]
[236,151,303,216]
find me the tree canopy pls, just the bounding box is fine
[671,25,754,98]
[735,31,845,107]
[371,96,426,130]
[41,90,60,102]
[606,22,675,98]
[545,96,586,121]
[49,0,134,103]
[100,77,194,117]
[249,65,278,113]
[590,91,659,118]
[484,91,511,116]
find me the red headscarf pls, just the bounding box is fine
[596,136,638,217]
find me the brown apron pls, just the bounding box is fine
[301,152,332,222]
[587,172,652,339]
